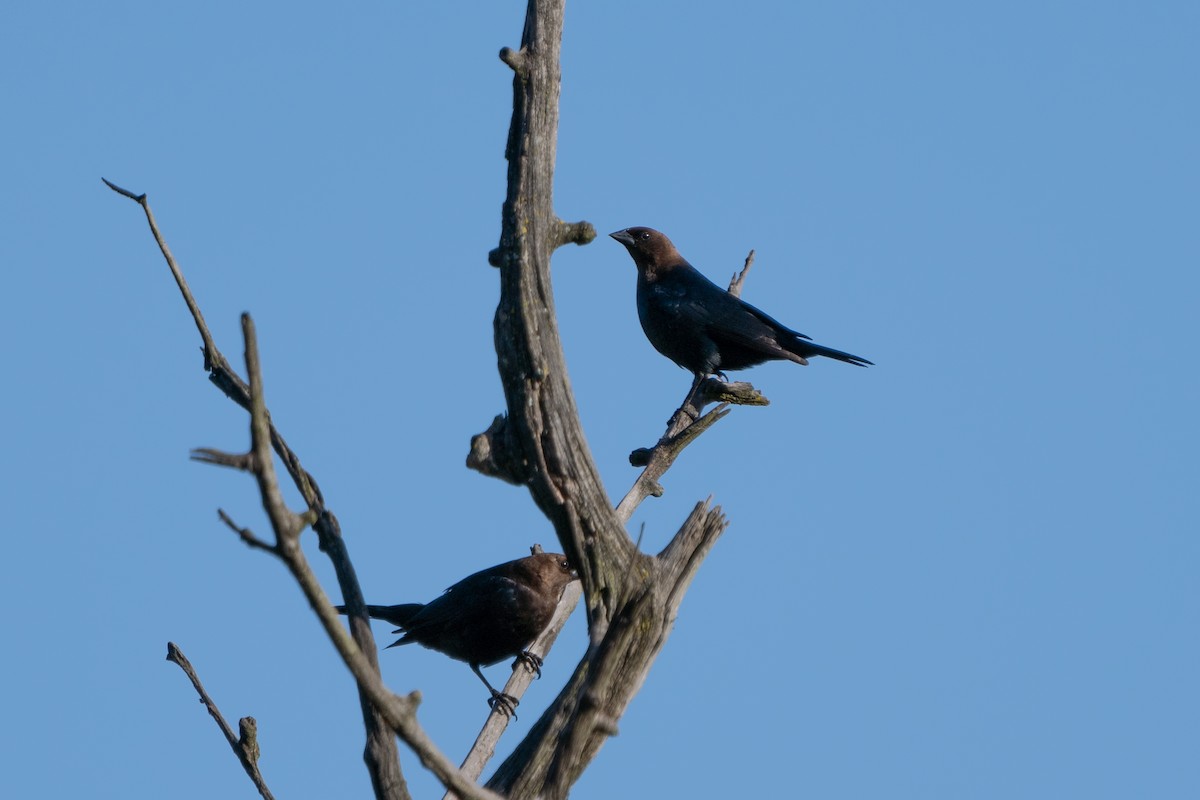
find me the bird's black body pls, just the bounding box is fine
[611,227,872,378]
[366,554,574,665]
[336,553,577,713]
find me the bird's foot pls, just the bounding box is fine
[488,690,520,719]
[515,650,544,679]
[682,374,730,417]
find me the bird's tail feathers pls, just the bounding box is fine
[794,340,874,367]
[334,602,424,628]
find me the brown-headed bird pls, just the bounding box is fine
[336,552,577,715]
[610,227,872,384]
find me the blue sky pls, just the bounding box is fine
[2,2,1197,798]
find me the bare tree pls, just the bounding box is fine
[108,1,767,797]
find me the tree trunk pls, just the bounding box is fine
[471,2,728,797]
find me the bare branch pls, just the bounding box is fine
[466,415,526,485]
[166,642,276,800]
[190,448,255,472]
[556,219,596,248]
[616,403,729,523]
[102,179,221,371]
[218,317,503,800]
[617,378,767,522]
[240,313,306,545]
[728,248,755,297]
[701,379,770,406]
[498,46,527,77]
[216,508,274,553]
[106,180,409,799]
[101,180,322,511]
[197,319,504,800]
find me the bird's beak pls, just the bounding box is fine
[609,229,634,246]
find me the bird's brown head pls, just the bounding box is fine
[610,227,683,273]
[521,552,579,596]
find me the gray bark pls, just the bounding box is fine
[469,2,729,797]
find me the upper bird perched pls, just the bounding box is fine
[610,227,872,381]
[336,552,577,714]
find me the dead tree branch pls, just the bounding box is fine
[166,642,276,800]
[105,178,409,800]
[728,248,755,298]
[213,315,503,800]
[617,378,768,523]
[463,1,731,795]
[105,181,517,800]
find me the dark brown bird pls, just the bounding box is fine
[336,552,577,715]
[610,227,872,384]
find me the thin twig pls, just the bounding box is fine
[166,642,276,800]
[100,180,320,510]
[728,249,755,298]
[616,379,767,523]
[616,401,728,523]
[102,179,220,370]
[216,508,275,553]
[189,448,255,472]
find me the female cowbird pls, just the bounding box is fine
[610,227,872,381]
[336,552,577,715]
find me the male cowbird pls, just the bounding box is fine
[610,227,872,383]
[336,552,577,715]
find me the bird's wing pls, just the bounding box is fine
[740,301,811,341]
[404,574,530,636]
[661,267,811,345]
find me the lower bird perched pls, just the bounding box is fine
[336,552,577,716]
[610,227,872,384]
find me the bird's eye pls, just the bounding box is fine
[560,559,571,571]
[638,230,651,240]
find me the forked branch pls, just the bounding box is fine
[105,180,508,800]
[166,642,276,800]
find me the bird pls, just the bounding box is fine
[336,552,577,716]
[610,227,872,386]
